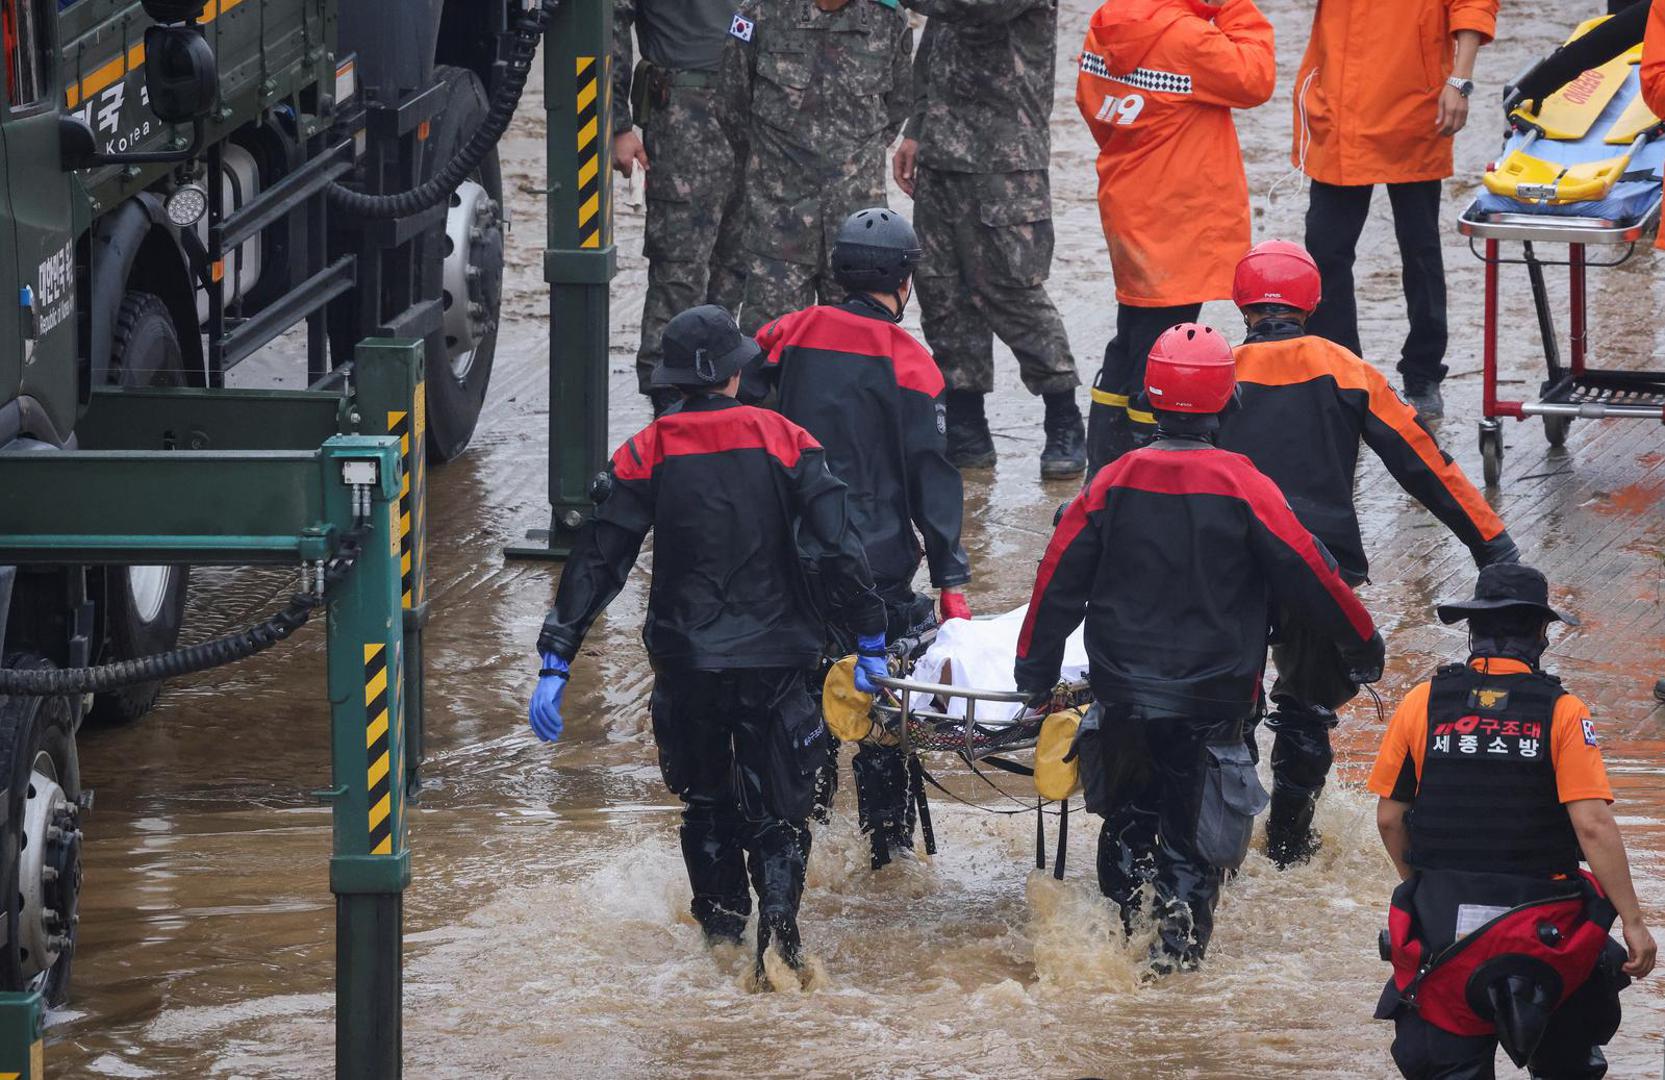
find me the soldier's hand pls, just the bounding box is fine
[613,130,650,179]
[893,138,919,198]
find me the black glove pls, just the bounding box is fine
[1343,631,1387,687]
[1474,532,1521,568]
[1019,684,1056,711]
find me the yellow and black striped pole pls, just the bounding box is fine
[507,0,617,561]
[356,339,429,799]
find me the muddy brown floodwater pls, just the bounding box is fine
[48,1,1665,1076]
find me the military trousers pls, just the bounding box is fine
[736,144,887,335]
[912,166,1079,398]
[633,83,747,394]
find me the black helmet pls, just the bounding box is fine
[832,207,921,294]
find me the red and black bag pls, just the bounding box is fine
[1380,869,1617,1041]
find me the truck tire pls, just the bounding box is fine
[0,658,82,1006]
[90,293,191,725]
[422,65,505,463]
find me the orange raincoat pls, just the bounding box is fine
[1640,0,1665,248]
[1076,0,1276,307]
[1293,0,1497,186]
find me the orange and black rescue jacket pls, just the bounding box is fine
[539,397,885,671]
[1219,322,1514,582]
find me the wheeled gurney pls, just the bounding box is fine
[1457,15,1665,485]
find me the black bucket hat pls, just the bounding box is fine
[1436,563,1579,627]
[651,305,761,388]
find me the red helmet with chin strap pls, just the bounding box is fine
[1145,323,1236,415]
[1232,240,1322,313]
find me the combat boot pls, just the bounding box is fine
[1040,392,1087,479]
[945,390,996,469]
[1264,788,1323,868]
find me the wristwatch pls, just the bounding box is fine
[1446,76,1475,98]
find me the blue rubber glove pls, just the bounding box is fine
[529,652,569,742]
[852,632,888,695]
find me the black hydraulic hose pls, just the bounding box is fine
[0,528,370,696]
[326,0,559,219]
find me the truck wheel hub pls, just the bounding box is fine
[17,757,78,983]
[442,179,503,381]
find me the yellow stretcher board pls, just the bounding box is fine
[1485,17,1661,205]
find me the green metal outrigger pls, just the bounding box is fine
[507,0,617,561]
[0,339,427,1078]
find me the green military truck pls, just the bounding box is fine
[0,0,547,1004]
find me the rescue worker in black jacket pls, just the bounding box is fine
[1219,240,1520,868]
[529,305,888,976]
[754,207,973,869]
[1369,563,1655,1079]
[1015,323,1385,973]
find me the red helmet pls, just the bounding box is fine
[1145,324,1236,415]
[1232,240,1321,313]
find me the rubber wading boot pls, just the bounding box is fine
[1403,380,1445,421]
[756,912,804,976]
[1264,789,1323,869]
[1040,392,1087,479]
[945,390,996,469]
[699,911,747,948]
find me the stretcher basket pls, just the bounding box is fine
[854,625,1093,878]
[1457,21,1665,487]
[866,626,1091,767]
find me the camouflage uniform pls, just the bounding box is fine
[615,0,749,395]
[718,0,913,334]
[903,0,1078,397]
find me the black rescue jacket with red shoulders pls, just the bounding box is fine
[538,395,886,671]
[1218,322,1516,583]
[1014,438,1377,716]
[757,296,970,590]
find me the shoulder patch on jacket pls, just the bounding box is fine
[1582,717,1599,746]
[729,12,755,42]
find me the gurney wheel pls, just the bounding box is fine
[1478,422,1504,488]
[1544,415,1571,449]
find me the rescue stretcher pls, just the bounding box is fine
[1457,16,1665,486]
[827,609,1092,875]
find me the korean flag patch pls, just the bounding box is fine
[1582,718,1599,746]
[730,12,755,42]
